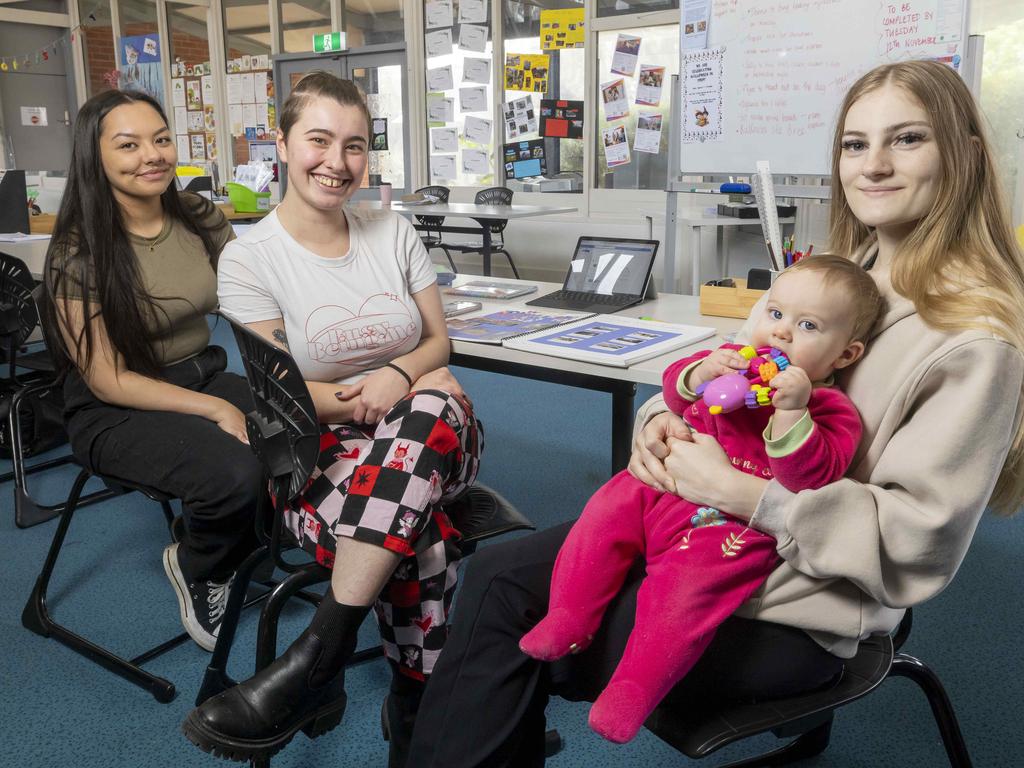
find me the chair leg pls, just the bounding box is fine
[255,566,333,670]
[160,500,176,536]
[195,543,272,705]
[705,718,833,768]
[498,248,520,279]
[21,468,177,702]
[890,654,973,768]
[253,565,380,674]
[440,245,458,273]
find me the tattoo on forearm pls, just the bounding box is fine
[272,328,289,349]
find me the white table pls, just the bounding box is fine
[11,222,259,280]
[351,200,577,277]
[1,237,49,278]
[658,210,795,295]
[446,276,743,474]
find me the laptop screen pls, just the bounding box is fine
[563,237,659,297]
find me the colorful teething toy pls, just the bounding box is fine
[695,346,790,415]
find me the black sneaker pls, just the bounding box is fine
[163,543,233,652]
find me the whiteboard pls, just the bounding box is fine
[678,0,971,177]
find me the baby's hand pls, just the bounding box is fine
[770,366,812,411]
[691,348,750,389]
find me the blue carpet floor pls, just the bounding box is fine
[3,320,1023,767]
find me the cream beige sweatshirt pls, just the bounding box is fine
[635,251,1024,657]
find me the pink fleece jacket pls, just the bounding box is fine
[662,346,863,492]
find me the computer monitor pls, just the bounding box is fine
[503,139,547,180]
[0,171,29,235]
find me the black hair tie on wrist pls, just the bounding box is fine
[386,362,412,386]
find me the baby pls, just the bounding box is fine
[519,255,884,743]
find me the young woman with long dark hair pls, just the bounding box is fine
[41,89,262,652]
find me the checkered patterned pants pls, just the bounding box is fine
[284,389,483,680]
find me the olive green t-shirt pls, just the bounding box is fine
[51,192,235,366]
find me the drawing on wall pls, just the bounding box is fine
[119,34,163,103]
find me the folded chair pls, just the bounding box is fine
[196,315,534,767]
[444,187,520,278]
[0,251,114,527]
[414,185,457,272]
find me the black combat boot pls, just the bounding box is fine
[182,588,370,762]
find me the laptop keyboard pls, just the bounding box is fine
[548,290,636,306]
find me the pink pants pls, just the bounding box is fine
[547,470,779,741]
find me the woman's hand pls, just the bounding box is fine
[664,433,767,519]
[337,367,410,425]
[210,400,250,444]
[628,411,693,493]
[412,366,468,401]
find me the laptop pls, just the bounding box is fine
[526,236,659,313]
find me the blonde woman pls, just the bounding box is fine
[406,60,1024,767]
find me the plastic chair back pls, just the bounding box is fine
[0,252,41,375]
[474,187,513,236]
[415,185,450,230]
[222,315,319,505]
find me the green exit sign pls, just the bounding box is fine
[313,32,346,53]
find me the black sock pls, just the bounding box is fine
[306,587,371,687]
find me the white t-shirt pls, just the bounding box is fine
[218,207,436,385]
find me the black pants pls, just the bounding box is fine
[63,346,262,581]
[407,521,844,767]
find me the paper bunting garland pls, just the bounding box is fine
[0,2,102,74]
[0,36,66,73]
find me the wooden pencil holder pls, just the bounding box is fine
[699,278,766,319]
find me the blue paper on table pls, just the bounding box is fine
[503,315,716,367]
[447,310,590,344]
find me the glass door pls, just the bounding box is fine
[274,45,409,198]
[345,52,408,195]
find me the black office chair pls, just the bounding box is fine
[414,185,457,273]
[195,316,534,766]
[549,607,971,767]
[0,252,51,382]
[445,187,520,278]
[0,251,114,527]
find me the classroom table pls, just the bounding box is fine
[350,200,577,277]
[1,236,49,277]
[445,276,743,474]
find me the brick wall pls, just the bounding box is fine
[81,24,269,170]
[83,24,214,98]
[83,25,116,96]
